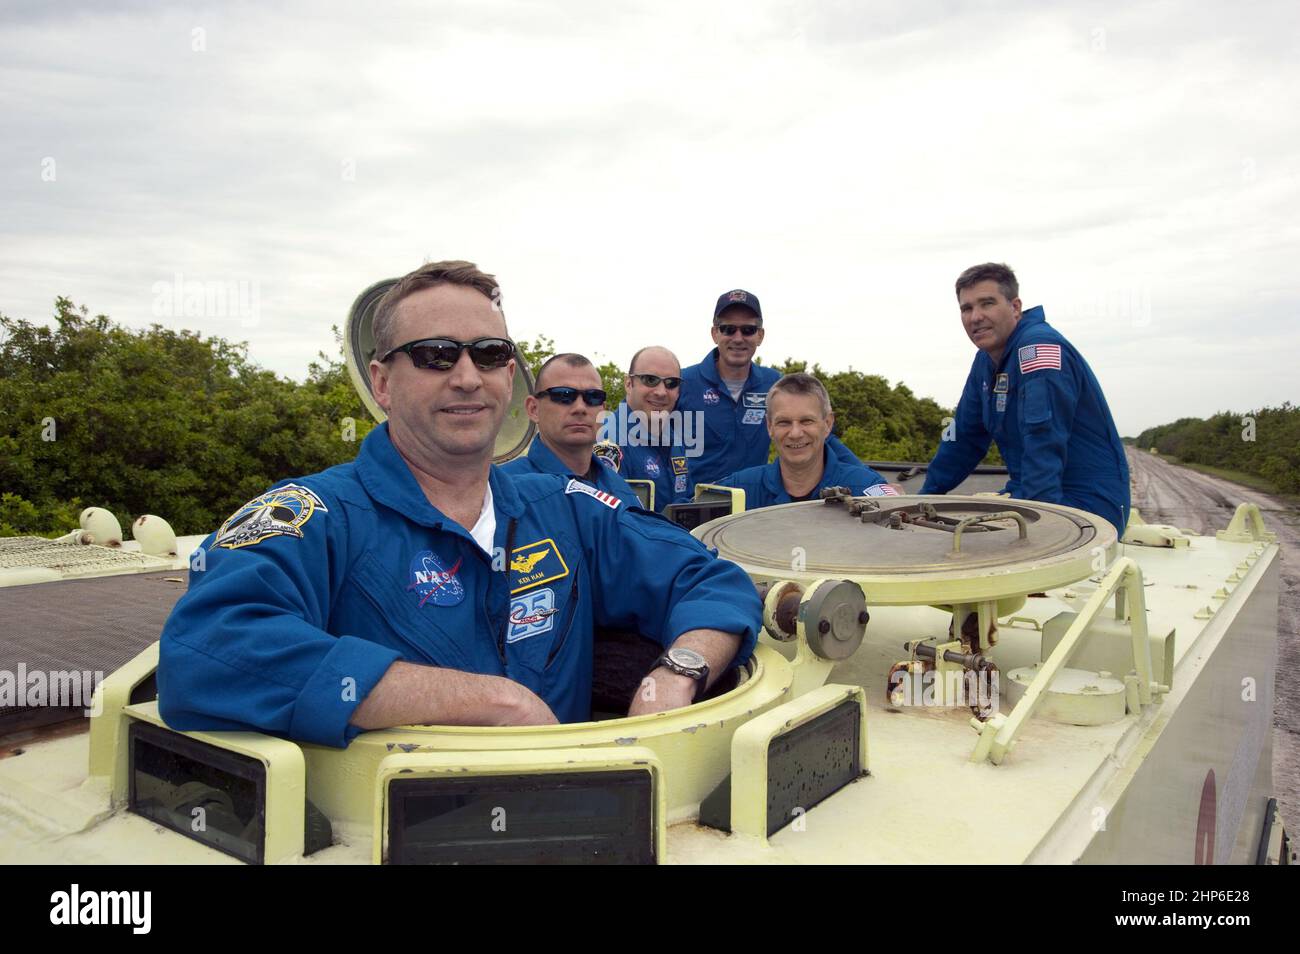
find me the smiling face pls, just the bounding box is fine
[624,347,681,417]
[526,362,605,456]
[368,283,514,467]
[711,305,765,377]
[959,279,1022,363]
[767,389,833,469]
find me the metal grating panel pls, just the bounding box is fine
[1,571,188,734]
[0,536,172,575]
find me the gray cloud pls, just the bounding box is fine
[2,0,1297,435]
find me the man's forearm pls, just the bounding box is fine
[628,628,742,717]
[669,628,741,688]
[349,660,556,729]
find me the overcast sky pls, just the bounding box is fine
[2,0,1297,436]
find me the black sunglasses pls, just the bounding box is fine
[630,373,681,390]
[535,387,607,407]
[381,337,515,371]
[716,323,760,337]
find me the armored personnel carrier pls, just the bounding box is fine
[0,280,1289,864]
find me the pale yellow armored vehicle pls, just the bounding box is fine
[0,281,1290,865]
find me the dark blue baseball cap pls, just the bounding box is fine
[713,288,762,322]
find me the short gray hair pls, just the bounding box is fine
[768,372,831,417]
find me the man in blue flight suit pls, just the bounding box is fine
[602,345,693,512]
[679,288,862,488]
[719,373,899,507]
[500,352,639,504]
[157,261,759,747]
[919,263,1131,534]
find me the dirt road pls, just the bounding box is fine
[1127,447,1299,837]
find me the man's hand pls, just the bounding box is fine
[628,668,697,717]
[351,661,558,729]
[489,678,561,726]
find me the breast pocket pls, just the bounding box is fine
[507,576,581,678]
[347,551,478,668]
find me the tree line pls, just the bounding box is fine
[1133,406,1300,494]
[2,300,992,536]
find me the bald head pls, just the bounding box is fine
[629,346,680,376]
[625,345,681,415]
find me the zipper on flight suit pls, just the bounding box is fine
[495,517,517,666]
[545,575,580,669]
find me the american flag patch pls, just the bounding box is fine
[1018,343,1062,373]
[864,483,900,496]
[564,478,621,509]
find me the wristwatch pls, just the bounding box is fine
[651,647,710,702]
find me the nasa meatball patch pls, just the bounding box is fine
[407,551,465,607]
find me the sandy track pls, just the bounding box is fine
[1126,448,1299,838]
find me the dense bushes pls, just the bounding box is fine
[1135,407,1300,494]
[0,299,373,535]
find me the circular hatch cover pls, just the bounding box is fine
[693,495,1116,604]
[345,279,536,463]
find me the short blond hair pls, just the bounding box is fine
[768,372,831,417]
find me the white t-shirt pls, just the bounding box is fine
[469,483,496,555]
[722,377,746,401]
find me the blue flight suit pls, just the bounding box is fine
[720,446,891,508]
[157,422,760,748]
[679,349,862,486]
[605,401,692,512]
[919,306,1131,533]
[500,436,639,504]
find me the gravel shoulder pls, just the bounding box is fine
[1126,447,1300,838]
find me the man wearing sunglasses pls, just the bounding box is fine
[500,352,638,504]
[604,346,692,512]
[679,288,864,488]
[158,261,760,746]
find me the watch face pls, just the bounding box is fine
[668,647,707,670]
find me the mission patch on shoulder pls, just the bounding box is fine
[213,483,329,550]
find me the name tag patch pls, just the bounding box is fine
[743,392,767,408]
[510,538,570,593]
[742,408,765,425]
[508,587,559,642]
[994,373,1009,394]
[670,456,688,476]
